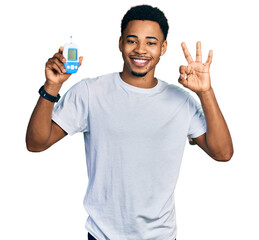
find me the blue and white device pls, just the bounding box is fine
[63,36,79,74]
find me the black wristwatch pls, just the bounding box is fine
[39,85,61,103]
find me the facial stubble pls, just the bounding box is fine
[130,71,148,77]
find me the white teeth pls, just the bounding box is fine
[133,59,147,63]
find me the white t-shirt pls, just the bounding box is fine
[52,72,206,240]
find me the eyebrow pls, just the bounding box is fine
[126,35,158,41]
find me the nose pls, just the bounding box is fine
[134,42,147,55]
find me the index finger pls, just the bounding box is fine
[181,42,194,64]
[53,47,66,63]
[59,46,64,54]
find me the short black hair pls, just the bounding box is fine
[121,5,169,40]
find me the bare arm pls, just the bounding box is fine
[179,42,233,161]
[26,47,83,152]
[26,83,67,152]
[193,88,233,161]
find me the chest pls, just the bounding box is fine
[89,92,189,142]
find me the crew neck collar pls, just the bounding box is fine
[116,72,162,94]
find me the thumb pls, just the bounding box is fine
[79,56,84,67]
[178,75,188,88]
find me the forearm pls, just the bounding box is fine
[197,88,233,161]
[26,83,62,151]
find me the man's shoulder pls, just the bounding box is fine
[81,72,117,86]
[160,79,190,100]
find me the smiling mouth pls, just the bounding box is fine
[133,59,148,63]
[130,57,151,67]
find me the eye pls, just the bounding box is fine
[147,42,156,46]
[127,40,136,44]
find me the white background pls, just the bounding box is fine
[1,0,258,239]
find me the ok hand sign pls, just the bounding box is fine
[179,42,213,94]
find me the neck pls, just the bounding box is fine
[120,67,157,89]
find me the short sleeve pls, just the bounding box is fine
[187,95,207,139]
[51,80,89,135]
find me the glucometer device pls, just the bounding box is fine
[63,36,79,74]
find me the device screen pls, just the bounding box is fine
[68,49,77,60]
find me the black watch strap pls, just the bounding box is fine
[39,86,61,103]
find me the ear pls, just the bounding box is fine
[119,36,123,52]
[161,40,168,56]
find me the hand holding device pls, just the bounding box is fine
[63,36,79,74]
[45,37,83,87]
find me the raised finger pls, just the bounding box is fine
[181,42,194,64]
[205,50,213,66]
[196,41,202,63]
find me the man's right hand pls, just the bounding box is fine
[26,46,84,152]
[45,46,83,86]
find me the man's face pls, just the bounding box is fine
[119,20,167,78]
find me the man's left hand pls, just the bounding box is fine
[179,41,213,94]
